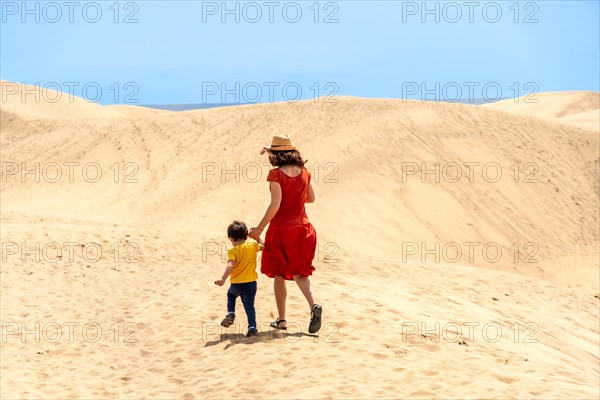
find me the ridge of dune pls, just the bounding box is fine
[0,80,127,122]
[557,108,600,131]
[485,91,600,131]
[106,104,171,117]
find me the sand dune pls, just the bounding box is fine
[486,91,600,131]
[0,81,125,122]
[1,82,599,399]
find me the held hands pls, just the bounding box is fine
[214,279,226,286]
[248,226,263,240]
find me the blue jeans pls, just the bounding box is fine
[227,281,257,328]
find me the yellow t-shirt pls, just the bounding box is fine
[227,241,260,284]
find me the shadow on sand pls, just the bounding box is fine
[204,329,319,349]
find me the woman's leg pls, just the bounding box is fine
[293,274,315,309]
[295,275,322,333]
[274,275,287,327]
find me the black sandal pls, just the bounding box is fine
[270,318,287,330]
[308,304,322,334]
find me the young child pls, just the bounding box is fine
[215,220,263,337]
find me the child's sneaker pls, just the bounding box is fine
[220,313,235,328]
[246,326,258,337]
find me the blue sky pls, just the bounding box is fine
[1,0,599,104]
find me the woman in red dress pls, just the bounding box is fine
[248,135,322,334]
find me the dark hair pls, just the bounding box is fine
[267,150,307,167]
[227,220,248,241]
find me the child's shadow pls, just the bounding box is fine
[204,330,318,349]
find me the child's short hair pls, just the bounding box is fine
[227,220,248,241]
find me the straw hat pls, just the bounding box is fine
[262,134,297,153]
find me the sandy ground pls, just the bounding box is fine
[1,81,599,399]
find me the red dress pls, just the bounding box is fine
[261,167,317,280]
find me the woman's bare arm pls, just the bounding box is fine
[305,182,315,203]
[255,182,282,232]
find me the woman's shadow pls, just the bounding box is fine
[203,325,318,349]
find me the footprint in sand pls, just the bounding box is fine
[140,349,152,357]
[493,374,518,384]
[370,352,389,360]
[168,377,185,385]
[171,357,184,366]
[410,391,436,397]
